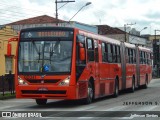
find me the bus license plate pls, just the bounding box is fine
[38,87,48,91]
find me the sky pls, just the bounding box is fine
[0,0,160,35]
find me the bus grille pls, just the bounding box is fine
[21,90,66,94]
[26,79,60,84]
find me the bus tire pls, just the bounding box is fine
[143,75,148,89]
[36,99,47,105]
[83,81,94,104]
[130,77,135,93]
[113,79,119,97]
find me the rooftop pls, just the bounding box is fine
[6,15,65,25]
[97,25,125,35]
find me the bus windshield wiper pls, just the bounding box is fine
[32,41,41,63]
[49,47,54,64]
[49,40,60,62]
[50,43,55,57]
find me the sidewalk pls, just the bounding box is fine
[0,91,15,100]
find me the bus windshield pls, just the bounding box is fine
[18,40,73,74]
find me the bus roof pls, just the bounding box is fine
[20,27,74,32]
[138,46,152,52]
[19,27,151,52]
[124,42,136,49]
[79,30,121,45]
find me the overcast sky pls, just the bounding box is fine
[0,0,160,35]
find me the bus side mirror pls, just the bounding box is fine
[78,43,85,61]
[7,37,18,56]
[7,43,11,56]
[79,47,86,61]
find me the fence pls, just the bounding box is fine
[0,74,15,96]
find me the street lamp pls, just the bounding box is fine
[140,27,147,35]
[69,2,92,22]
[130,27,148,43]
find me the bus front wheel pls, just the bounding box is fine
[83,82,94,104]
[36,99,47,105]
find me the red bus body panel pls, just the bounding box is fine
[14,27,152,101]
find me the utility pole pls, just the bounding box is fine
[55,0,75,26]
[154,30,160,78]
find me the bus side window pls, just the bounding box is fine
[146,53,149,65]
[117,46,121,63]
[119,46,121,63]
[107,43,113,63]
[150,53,152,65]
[130,49,132,63]
[133,49,136,63]
[126,48,129,63]
[128,48,132,64]
[102,42,107,62]
[94,40,99,62]
[87,38,94,62]
[144,52,147,64]
[140,51,143,64]
[142,52,145,64]
[112,45,117,63]
[128,48,131,63]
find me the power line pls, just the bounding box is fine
[0,2,54,23]
[0,6,47,18]
[0,2,50,14]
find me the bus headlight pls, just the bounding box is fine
[59,76,70,86]
[18,76,28,85]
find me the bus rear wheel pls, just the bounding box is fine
[143,75,148,89]
[130,77,135,93]
[36,99,47,105]
[113,79,119,97]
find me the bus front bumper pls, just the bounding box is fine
[16,85,77,100]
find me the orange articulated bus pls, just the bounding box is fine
[13,27,152,105]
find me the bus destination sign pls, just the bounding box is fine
[21,31,71,38]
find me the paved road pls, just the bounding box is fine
[0,79,160,120]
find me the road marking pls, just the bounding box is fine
[78,117,93,119]
[113,117,133,119]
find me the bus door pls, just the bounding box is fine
[86,38,99,97]
[120,42,126,89]
[94,40,99,81]
[136,47,140,86]
[94,40,100,97]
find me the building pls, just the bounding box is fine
[97,25,150,47]
[6,15,65,31]
[97,25,126,42]
[147,35,160,77]
[129,34,150,47]
[7,15,98,34]
[0,26,18,76]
